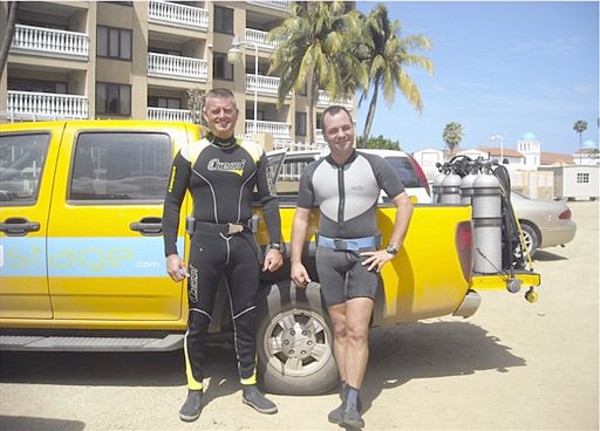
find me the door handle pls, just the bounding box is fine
[130,217,163,236]
[0,217,41,236]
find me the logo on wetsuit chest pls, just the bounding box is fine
[207,158,246,176]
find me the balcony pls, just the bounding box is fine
[317,90,353,110]
[245,28,283,52]
[148,53,208,82]
[246,120,292,139]
[10,24,88,60]
[247,0,292,11]
[6,90,88,121]
[246,74,281,97]
[149,0,209,31]
[147,107,197,123]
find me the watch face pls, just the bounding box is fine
[386,245,398,255]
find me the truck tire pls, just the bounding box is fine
[256,281,338,395]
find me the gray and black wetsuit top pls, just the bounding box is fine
[297,150,405,239]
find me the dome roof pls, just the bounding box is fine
[582,140,598,149]
[522,132,537,140]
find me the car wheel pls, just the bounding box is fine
[516,222,540,258]
[257,283,338,395]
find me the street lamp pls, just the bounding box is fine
[228,36,258,137]
[490,134,504,163]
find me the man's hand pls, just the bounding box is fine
[262,248,283,272]
[360,249,395,272]
[291,262,311,288]
[166,254,189,282]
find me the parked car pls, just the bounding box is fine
[276,149,431,203]
[510,191,577,257]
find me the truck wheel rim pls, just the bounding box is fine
[262,308,333,377]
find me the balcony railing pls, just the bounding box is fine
[317,90,353,109]
[147,107,196,123]
[245,28,283,52]
[247,0,291,10]
[7,90,88,120]
[246,120,292,138]
[10,24,88,60]
[148,53,208,82]
[246,74,280,96]
[149,0,209,31]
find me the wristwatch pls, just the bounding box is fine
[268,243,283,252]
[385,244,399,256]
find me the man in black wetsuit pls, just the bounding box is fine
[162,88,283,422]
[290,106,413,429]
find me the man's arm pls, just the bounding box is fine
[387,191,414,250]
[163,152,192,281]
[256,151,283,272]
[290,207,312,288]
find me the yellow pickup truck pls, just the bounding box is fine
[0,120,540,395]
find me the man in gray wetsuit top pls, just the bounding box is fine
[290,106,413,429]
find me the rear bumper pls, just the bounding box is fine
[471,270,541,291]
[539,221,576,249]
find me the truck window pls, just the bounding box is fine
[0,133,50,204]
[276,158,313,198]
[69,132,172,201]
[385,156,423,188]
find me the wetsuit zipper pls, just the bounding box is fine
[337,165,345,236]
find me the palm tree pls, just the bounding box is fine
[358,3,433,147]
[0,1,19,80]
[443,122,463,156]
[269,1,367,144]
[573,120,587,163]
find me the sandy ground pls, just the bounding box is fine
[0,201,598,431]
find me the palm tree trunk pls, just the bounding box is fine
[360,79,380,148]
[0,1,18,80]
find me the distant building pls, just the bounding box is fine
[411,132,597,200]
[572,140,599,166]
[474,146,525,166]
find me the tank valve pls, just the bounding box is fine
[525,287,539,303]
[506,278,522,294]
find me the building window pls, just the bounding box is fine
[148,96,181,109]
[97,26,132,60]
[577,173,590,184]
[214,6,233,34]
[96,83,131,116]
[9,78,67,94]
[213,53,234,81]
[295,112,307,136]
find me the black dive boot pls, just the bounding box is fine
[179,389,203,422]
[341,386,365,429]
[242,385,278,414]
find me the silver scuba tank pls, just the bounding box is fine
[471,171,503,274]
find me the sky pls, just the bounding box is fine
[354,1,599,155]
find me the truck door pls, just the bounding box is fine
[0,124,62,319]
[46,123,193,322]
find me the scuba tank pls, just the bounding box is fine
[471,170,503,274]
[440,171,462,205]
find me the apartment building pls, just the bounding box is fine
[0,0,354,148]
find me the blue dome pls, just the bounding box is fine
[582,140,598,149]
[522,132,537,140]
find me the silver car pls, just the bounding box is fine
[510,191,577,257]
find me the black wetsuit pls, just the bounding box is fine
[163,135,281,389]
